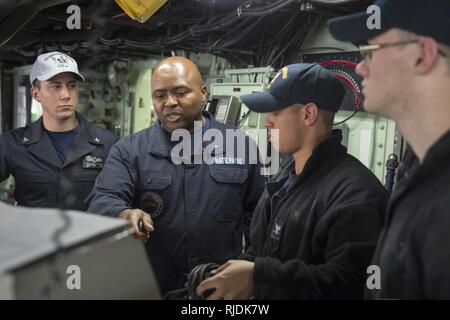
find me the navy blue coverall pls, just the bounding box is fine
[0,113,118,210]
[88,113,265,294]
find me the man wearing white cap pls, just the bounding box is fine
[0,51,118,210]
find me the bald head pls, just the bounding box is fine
[151,56,207,132]
[152,56,204,87]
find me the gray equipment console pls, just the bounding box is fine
[0,202,160,299]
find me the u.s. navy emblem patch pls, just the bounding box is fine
[140,192,164,218]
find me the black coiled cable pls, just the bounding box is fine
[163,263,220,300]
[187,263,220,300]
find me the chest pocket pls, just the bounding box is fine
[137,171,173,229]
[14,171,52,207]
[71,171,101,210]
[209,166,248,222]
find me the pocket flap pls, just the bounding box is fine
[15,171,50,182]
[75,172,99,182]
[141,172,172,189]
[209,166,248,184]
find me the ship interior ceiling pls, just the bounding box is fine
[0,0,372,68]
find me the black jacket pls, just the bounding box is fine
[0,113,118,210]
[368,129,450,299]
[87,113,265,294]
[241,130,387,299]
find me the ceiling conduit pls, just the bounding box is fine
[0,0,72,47]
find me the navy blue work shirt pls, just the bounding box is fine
[87,112,265,295]
[0,113,118,210]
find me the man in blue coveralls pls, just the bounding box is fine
[88,56,265,295]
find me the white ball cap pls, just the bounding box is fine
[29,51,85,86]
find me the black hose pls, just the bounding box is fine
[311,0,364,4]
[245,0,295,16]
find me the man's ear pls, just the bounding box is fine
[30,86,41,102]
[415,37,441,74]
[303,103,319,127]
[201,85,207,103]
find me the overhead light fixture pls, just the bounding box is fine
[114,0,168,23]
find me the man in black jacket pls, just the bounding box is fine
[328,0,450,299]
[197,63,387,299]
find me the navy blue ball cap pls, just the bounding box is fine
[241,63,345,113]
[328,0,450,46]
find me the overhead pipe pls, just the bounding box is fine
[243,0,295,16]
[311,0,366,5]
[0,0,72,47]
[0,0,26,22]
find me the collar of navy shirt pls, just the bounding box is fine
[147,111,227,159]
[384,128,450,226]
[266,129,346,198]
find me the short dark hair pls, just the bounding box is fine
[399,30,450,69]
[319,109,335,131]
[291,104,335,130]
[32,79,40,88]
[442,44,450,69]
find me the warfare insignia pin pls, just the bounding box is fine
[270,222,282,241]
[82,155,104,169]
